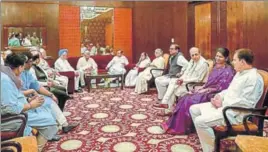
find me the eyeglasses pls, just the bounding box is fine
[26,59,33,63]
[169,48,176,50]
[191,53,199,57]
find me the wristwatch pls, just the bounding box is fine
[49,93,54,97]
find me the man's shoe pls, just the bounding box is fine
[153,104,168,109]
[62,123,79,133]
[48,135,61,142]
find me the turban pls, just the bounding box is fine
[58,49,68,57]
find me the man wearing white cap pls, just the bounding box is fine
[54,49,81,92]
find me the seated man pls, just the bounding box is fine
[190,48,264,152]
[76,50,98,87]
[30,50,71,110]
[54,49,81,92]
[1,53,57,151]
[155,44,189,101]
[154,47,208,111]
[39,48,69,92]
[20,52,78,134]
[106,50,129,83]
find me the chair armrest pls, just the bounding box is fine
[1,141,22,152]
[223,106,267,133]
[185,82,205,91]
[58,71,75,78]
[150,68,165,79]
[1,113,28,138]
[243,113,268,134]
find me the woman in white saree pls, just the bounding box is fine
[135,48,165,94]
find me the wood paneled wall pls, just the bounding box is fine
[132,2,188,62]
[195,3,211,59]
[227,1,268,69]
[1,2,59,58]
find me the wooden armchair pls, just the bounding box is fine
[212,70,268,152]
[146,53,170,91]
[1,141,22,152]
[1,113,27,141]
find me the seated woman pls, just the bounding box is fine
[1,53,58,152]
[135,48,165,94]
[161,48,235,135]
[125,52,151,87]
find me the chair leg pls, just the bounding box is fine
[214,136,221,152]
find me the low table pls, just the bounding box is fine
[85,73,124,92]
[235,135,268,152]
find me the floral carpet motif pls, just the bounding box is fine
[44,88,268,152]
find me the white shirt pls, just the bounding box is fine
[76,56,98,71]
[54,58,75,72]
[1,55,4,65]
[180,56,208,83]
[107,55,129,69]
[136,58,151,68]
[176,55,189,75]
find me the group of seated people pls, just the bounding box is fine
[1,43,265,152]
[81,42,114,56]
[1,50,80,151]
[8,32,41,47]
[130,44,264,152]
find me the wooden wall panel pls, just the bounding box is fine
[133,2,188,62]
[194,3,212,59]
[227,1,268,69]
[105,24,113,47]
[114,8,132,63]
[1,2,59,58]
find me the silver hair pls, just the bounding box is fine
[29,47,40,52]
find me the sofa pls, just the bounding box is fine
[47,55,135,93]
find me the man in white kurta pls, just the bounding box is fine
[190,49,264,152]
[135,48,165,94]
[155,44,189,101]
[155,47,208,110]
[38,48,69,92]
[106,50,129,75]
[54,49,81,92]
[76,50,98,86]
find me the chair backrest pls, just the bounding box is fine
[256,70,268,108]
[202,59,214,83]
[163,53,170,69]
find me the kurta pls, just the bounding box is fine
[30,36,40,46]
[161,65,235,134]
[161,56,209,107]
[107,55,129,75]
[54,58,80,90]
[200,68,264,123]
[38,58,68,89]
[20,70,53,108]
[1,55,4,65]
[135,56,165,94]
[8,38,21,47]
[190,68,264,151]
[1,72,57,136]
[125,58,151,87]
[77,56,98,86]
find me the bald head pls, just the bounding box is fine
[189,47,201,62]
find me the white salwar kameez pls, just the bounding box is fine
[54,58,80,90]
[38,58,69,92]
[76,56,98,86]
[135,56,165,94]
[190,68,264,152]
[125,58,151,87]
[161,56,208,108]
[107,55,129,75]
[155,55,189,100]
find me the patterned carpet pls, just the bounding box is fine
[43,88,268,152]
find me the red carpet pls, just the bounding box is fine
[43,88,268,152]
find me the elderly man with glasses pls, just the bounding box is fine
[154,47,209,115]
